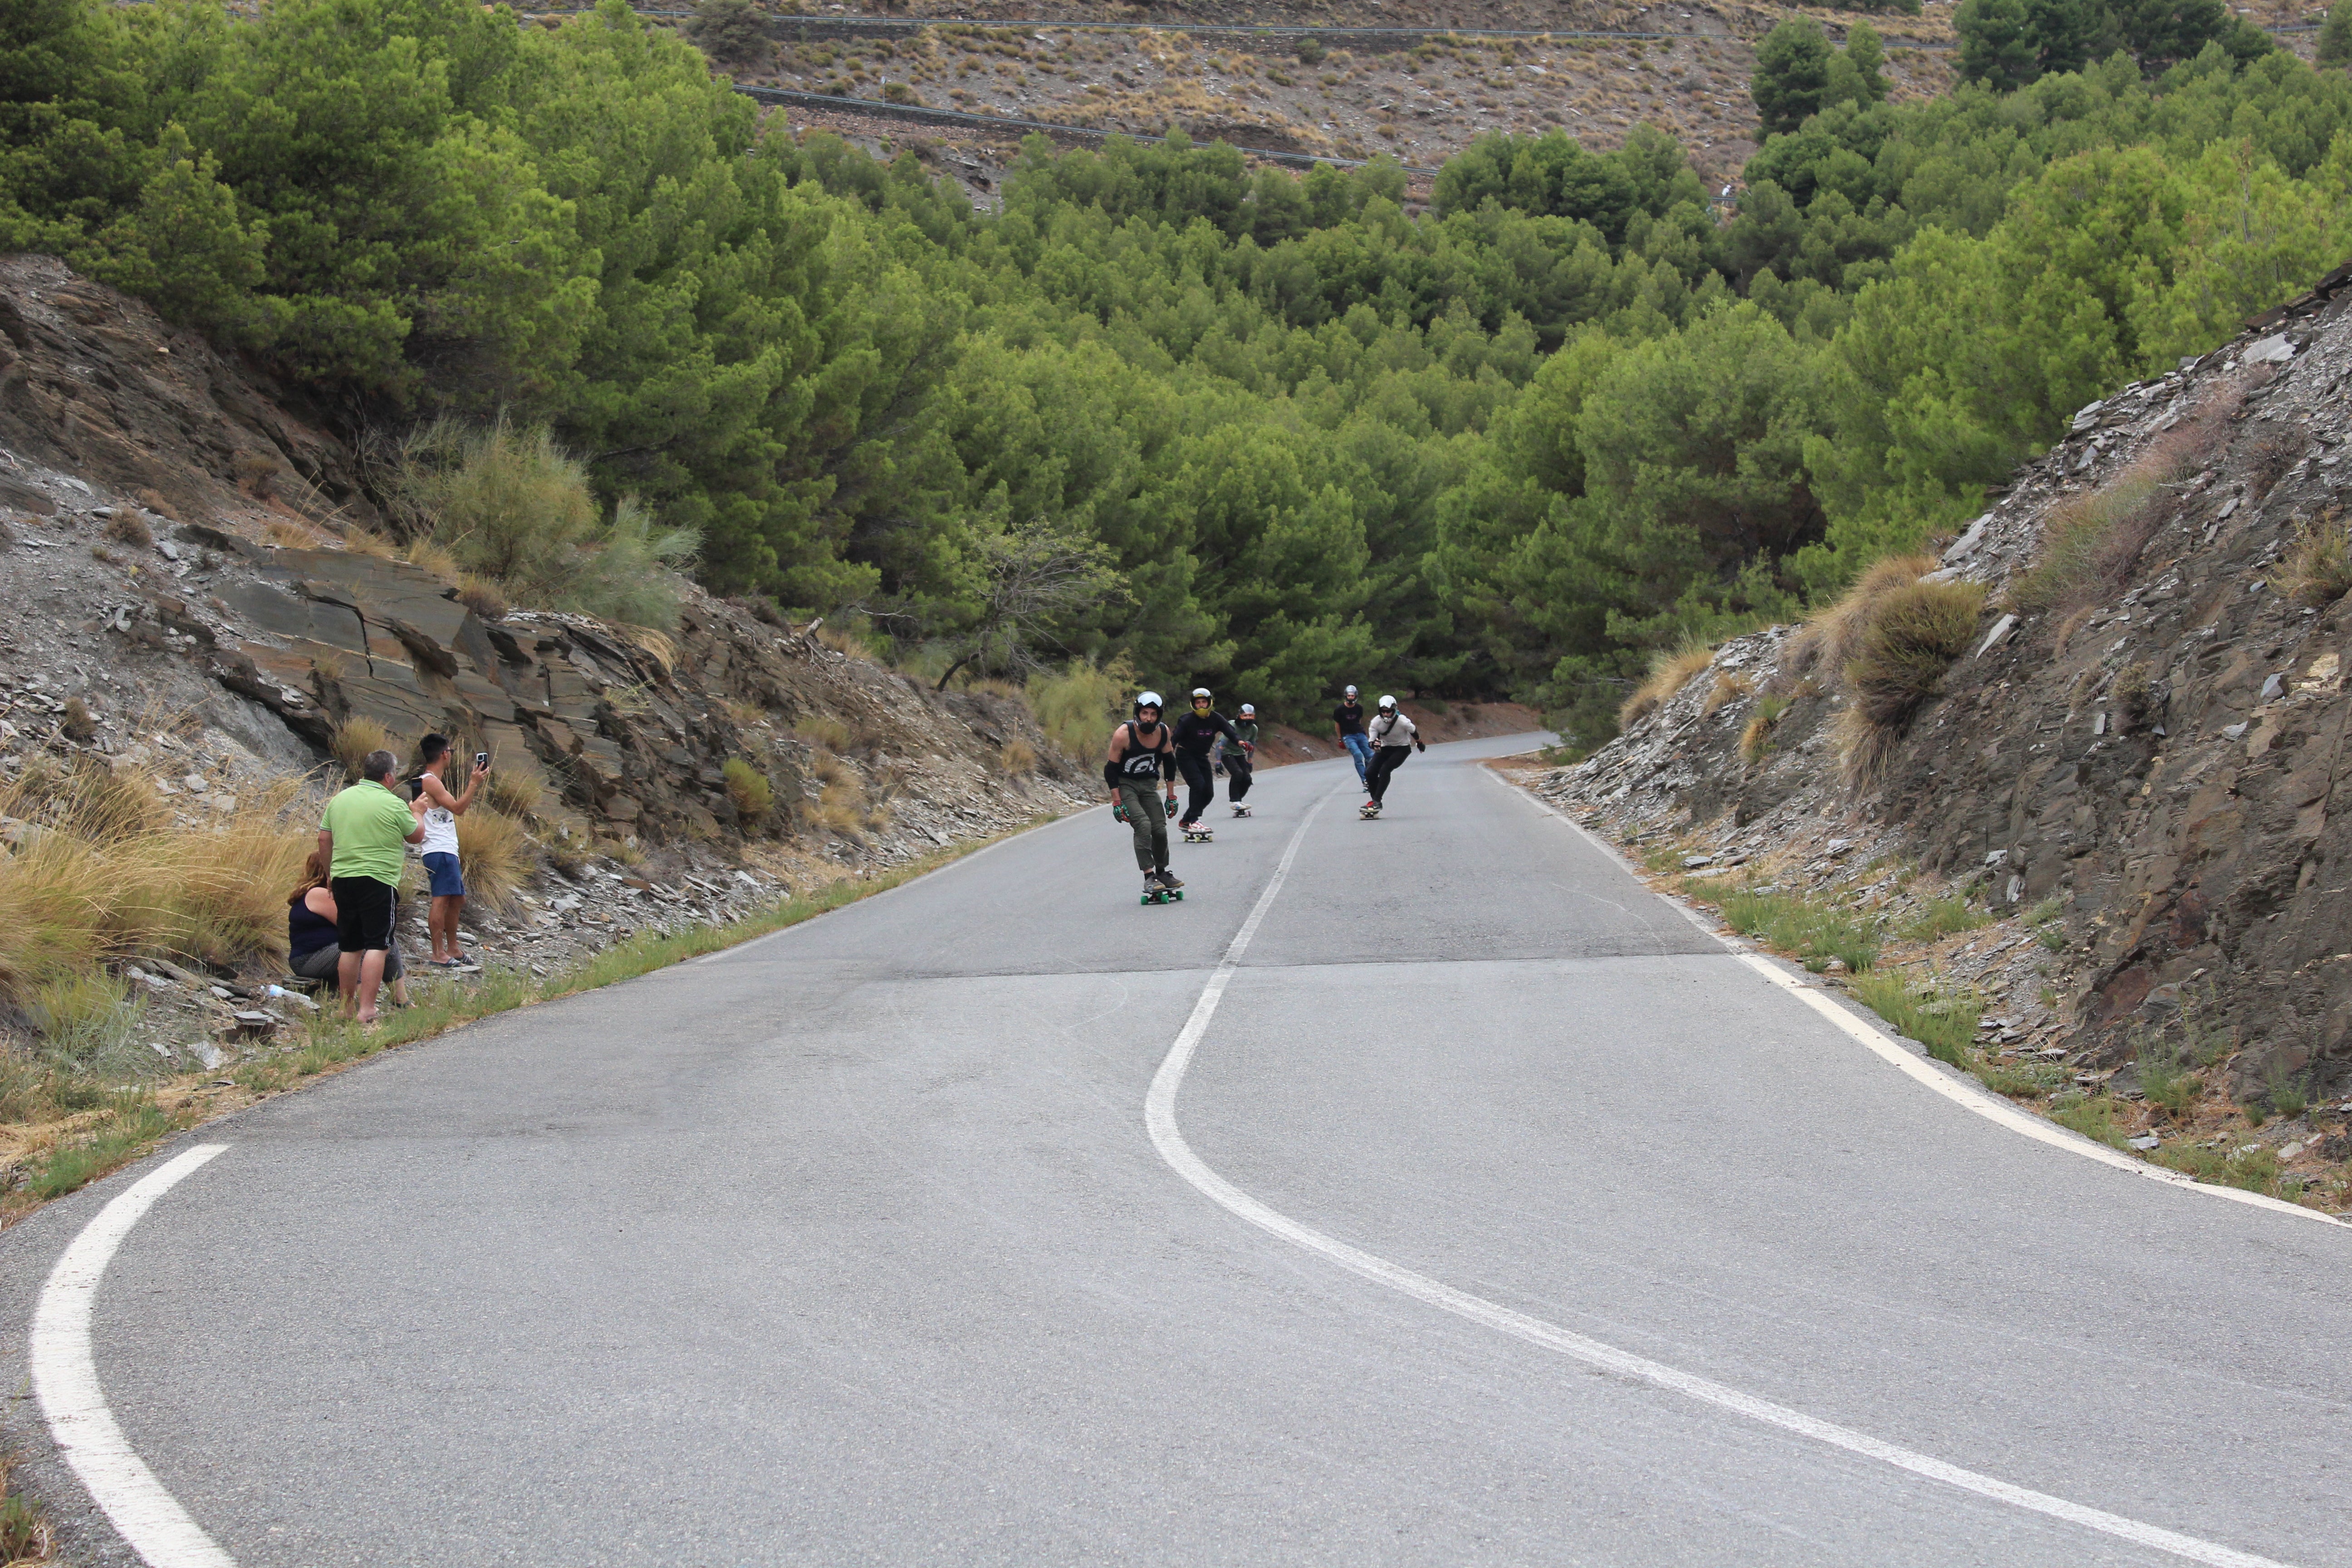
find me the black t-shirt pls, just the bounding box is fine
[1173,710,1238,756]
[1333,701,1365,736]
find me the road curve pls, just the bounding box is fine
[8,735,2352,1568]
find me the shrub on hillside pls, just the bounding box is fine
[330,716,397,781]
[687,0,775,67]
[1027,658,1133,759]
[455,807,534,914]
[1617,642,1714,728]
[1836,578,1986,786]
[723,758,774,823]
[2283,510,2352,607]
[398,420,699,630]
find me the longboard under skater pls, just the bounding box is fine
[1182,826,1214,843]
[1141,871,1186,906]
[1230,804,1252,818]
[1359,801,1382,819]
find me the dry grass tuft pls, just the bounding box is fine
[1618,641,1715,728]
[454,807,534,915]
[454,575,509,620]
[103,510,153,549]
[998,738,1039,773]
[808,751,870,842]
[0,767,316,1003]
[723,758,774,823]
[484,768,545,820]
[1835,578,1986,789]
[816,625,882,662]
[402,538,465,581]
[2283,510,2352,607]
[330,716,396,780]
[337,525,397,560]
[2006,470,2166,615]
[1739,691,1791,765]
[2004,414,2225,617]
[263,518,330,550]
[1699,671,1753,720]
[1787,554,1942,682]
[787,715,854,752]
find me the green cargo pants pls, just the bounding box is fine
[1117,778,1171,873]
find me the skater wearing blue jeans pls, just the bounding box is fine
[1333,685,1371,786]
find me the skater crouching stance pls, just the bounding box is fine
[1362,695,1425,815]
[1107,692,1184,896]
[1171,688,1241,837]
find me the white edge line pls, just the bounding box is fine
[1491,769,2344,1230]
[1146,781,2299,1568]
[31,1143,237,1568]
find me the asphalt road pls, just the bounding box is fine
[9,735,2352,1567]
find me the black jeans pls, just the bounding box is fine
[1367,745,1411,804]
[1226,751,1253,802]
[1175,750,1215,826]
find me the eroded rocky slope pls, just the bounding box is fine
[0,254,1088,975]
[1527,255,2352,1143]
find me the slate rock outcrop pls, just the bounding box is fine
[1540,258,2352,1097]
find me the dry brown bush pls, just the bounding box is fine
[330,716,397,780]
[1699,671,1752,720]
[2282,509,2352,607]
[1617,642,1715,728]
[455,807,534,915]
[1835,578,1986,789]
[1786,554,1942,683]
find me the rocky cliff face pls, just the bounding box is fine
[1534,256,2352,1102]
[0,253,1086,872]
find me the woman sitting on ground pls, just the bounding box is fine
[287,848,410,1007]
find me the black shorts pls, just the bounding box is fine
[331,876,397,953]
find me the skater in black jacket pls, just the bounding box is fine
[1171,689,1241,836]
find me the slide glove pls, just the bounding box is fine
[1113,801,1129,824]
[1415,741,1426,753]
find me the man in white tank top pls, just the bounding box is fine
[412,734,487,968]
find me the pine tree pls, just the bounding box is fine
[1751,18,1834,137]
[2318,0,2351,65]
[1956,0,2040,90]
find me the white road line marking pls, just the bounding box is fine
[1147,784,2300,1568]
[1496,770,2343,1230]
[31,1144,238,1568]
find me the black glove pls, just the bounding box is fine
[1414,740,1426,753]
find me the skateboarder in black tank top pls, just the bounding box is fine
[1105,693,1183,896]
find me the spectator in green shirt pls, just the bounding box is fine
[317,748,423,1024]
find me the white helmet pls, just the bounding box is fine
[1191,687,1211,700]
[1377,695,1397,710]
[1135,691,1163,713]
[1344,684,1358,696]
[1239,703,1255,716]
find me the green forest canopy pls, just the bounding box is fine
[5,0,2351,744]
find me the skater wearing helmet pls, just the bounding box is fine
[1106,693,1184,899]
[1332,685,1372,788]
[1360,695,1424,818]
[1222,703,1259,817]
[1171,688,1242,839]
